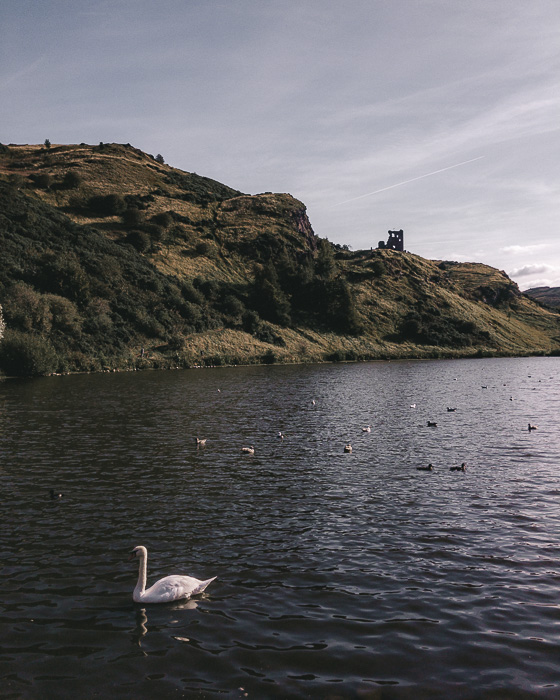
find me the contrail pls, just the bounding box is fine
[331,156,485,207]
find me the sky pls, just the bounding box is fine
[2,0,560,290]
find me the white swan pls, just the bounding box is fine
[129,546,216,604]
[241,445,255,454]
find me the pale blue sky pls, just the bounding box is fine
[2,0,560,289]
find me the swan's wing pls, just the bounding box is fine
[142,575,216,603]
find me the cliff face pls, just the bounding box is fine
[0,142,559,376]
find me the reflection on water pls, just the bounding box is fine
[1,357,560,699]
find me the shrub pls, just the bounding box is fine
[45,294,82,335]
[62,171,82,189]
[125,230,151,252]
[2,282,52,332]
[88,193,126,216]
[32,173,52,190]
[122,208,145,228]
[151,211,173,228]
[0,330,58,376]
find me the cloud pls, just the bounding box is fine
[509,264,553,277]
[502,244,550,254]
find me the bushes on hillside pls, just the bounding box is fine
[88,193,126,216]
[0,330,59,376]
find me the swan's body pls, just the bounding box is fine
[241,445,255,454]
[130,546,215,604]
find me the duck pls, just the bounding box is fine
[447,407,457,412]
[241,445,255,454]
[195,437,207,447]
[49,489,62,500]
[362,425,371,433]
[450,463,467,472]
[277,431,284,439]
[427,421,437,427]
[417,464,434,471]
[528,423,538,431]
[129,546,216,604]
[344,443,352,453]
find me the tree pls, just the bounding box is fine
[155,153,165,164]
[44,138,51,149]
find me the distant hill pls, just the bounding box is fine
[1,142,559,376]
[524,286,560,308]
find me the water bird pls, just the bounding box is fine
[129,545,216,604]
[277,431,284,439]
[362,425,371,432]
[481,385,488,389]
[49,489,62,500]
[450,463,467,472]
[427,421,437,427]
[311,399,316,406]
[528,424,538,431]
[344,443,352,453]
[410,403,416,408]
[195,437,207,447]
[447,407,457,412]
[241,445,255,454]
[417,464,434,471]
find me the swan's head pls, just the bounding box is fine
[129,545,147,561]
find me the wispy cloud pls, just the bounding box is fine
[0,56,45,91]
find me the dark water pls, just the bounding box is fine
[1,357,560,699]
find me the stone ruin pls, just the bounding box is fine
[378,229,404,251]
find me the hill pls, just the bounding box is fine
[524,286,560,309]
[0,141,559,376]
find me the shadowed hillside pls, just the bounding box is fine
[1,142,559,376]
[525,286,560,309]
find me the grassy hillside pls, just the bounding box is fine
[1,142,559,376]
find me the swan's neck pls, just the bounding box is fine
[134,553,147,598]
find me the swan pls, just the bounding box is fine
[410,403,416,408]
[129,546,216,604]
[344,443,352,453]
[362,425,371,432]
[241,445,255,454]
[195,437,207,446]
